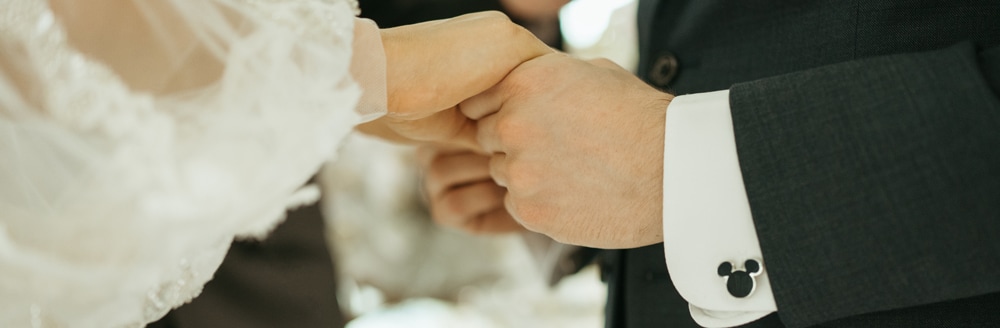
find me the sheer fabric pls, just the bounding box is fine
[0,0,378,326]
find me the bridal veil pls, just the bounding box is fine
[0,0,379,326]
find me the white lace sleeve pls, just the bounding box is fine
[0,0,373,327]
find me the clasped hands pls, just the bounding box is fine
[368,12,674,249]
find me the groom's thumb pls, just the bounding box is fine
[386,107,484,153]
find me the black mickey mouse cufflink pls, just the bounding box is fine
[718,259,762,298]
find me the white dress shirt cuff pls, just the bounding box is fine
[661,90,778,327]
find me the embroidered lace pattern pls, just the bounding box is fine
[0,0,362,326]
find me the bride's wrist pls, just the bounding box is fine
[351,18,390,118]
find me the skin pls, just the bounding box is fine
[417,145,526,234]
[359,12,554,149]
[45,2,551,145]
[424,54,673,249]
[44,1,662,248]
[47,0,227,94]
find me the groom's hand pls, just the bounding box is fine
[460,53,673,249]
[362,12,552,149]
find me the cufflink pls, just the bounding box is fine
[718,259,762,298]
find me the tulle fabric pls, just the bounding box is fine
[0,0,376,326]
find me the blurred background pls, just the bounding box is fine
[324,1,640,327]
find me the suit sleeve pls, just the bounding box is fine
[661,91,776,327]
[729,42,1000,328]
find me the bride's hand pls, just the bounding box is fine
[418,145,525,233]
[358,12,553,150]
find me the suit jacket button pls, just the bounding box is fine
[649,51,679,88]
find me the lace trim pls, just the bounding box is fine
[1,0,362,326]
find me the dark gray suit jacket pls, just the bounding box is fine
[603,1,1000,327]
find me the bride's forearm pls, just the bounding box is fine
[46,0,228,94]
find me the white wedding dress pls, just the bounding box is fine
[0,0,382,326]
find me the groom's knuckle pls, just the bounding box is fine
[493,117,514,139]
[482,11,520,35]
[505,162,537,191]
[494,117,528,145]
[503,161,523,185]
[470,11,519,38]
[489,162,507,185]
[510,24,535,46]
[516,204,549,231]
